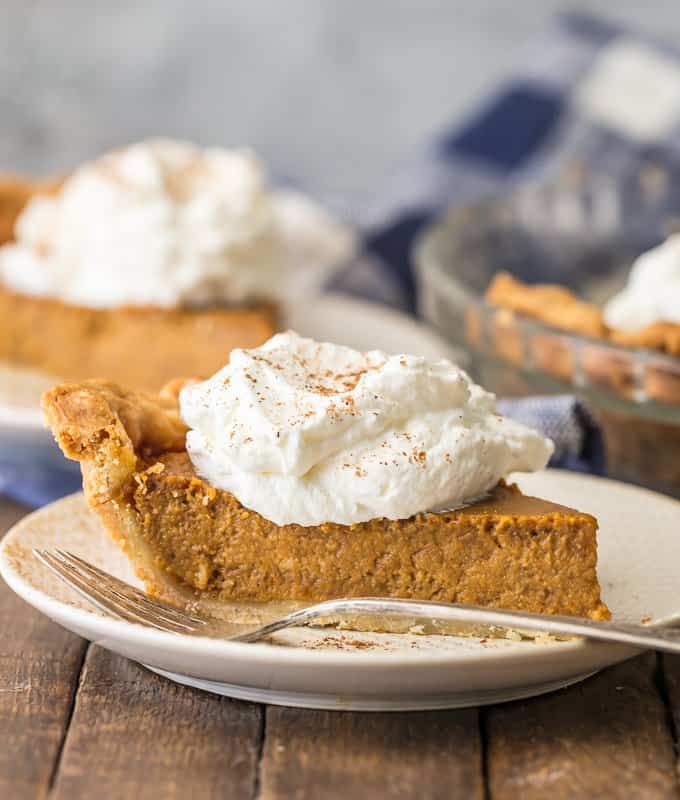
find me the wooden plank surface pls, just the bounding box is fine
[0,498,89,800]
[485,653,679,800]
[51,647,264,800]
[259,706,484,800]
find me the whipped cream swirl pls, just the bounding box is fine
[0,139,354,308]
[604,234,680,332]
[180,332,553,527]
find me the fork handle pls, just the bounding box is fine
[233,597,680,653]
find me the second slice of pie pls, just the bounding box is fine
[0,140,354,393]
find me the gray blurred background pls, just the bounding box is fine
[3,1,680,207]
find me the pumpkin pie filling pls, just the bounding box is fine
[131,454,608,618]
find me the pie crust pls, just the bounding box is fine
[485,272,607,339]
[486,271,680,355]
[42,379,610,620]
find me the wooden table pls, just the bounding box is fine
[1,497,679,799]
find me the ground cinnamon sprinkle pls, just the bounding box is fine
[297,636,388,651]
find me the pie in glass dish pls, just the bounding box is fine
[42,333,610,621]
[483,233,680,380]
[481,246,680,494]
[486,268,680,356]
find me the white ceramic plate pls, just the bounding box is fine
[2,470,679,711]
[0,294,464,496]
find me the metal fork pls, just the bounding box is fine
[33,548,680,652]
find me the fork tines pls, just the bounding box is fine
[33,548,208,634]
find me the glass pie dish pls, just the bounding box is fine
[415,164,680,497]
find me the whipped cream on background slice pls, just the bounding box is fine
[604,234,680,332]
[180,331,553,527]
[0,139,354,308]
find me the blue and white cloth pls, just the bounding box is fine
[498,396,604,476]
[334,11,680,308]
[7,11,679,506]
[0,456,81,508]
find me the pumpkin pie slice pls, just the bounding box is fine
[0,176,277,394]
[42,379,610,621]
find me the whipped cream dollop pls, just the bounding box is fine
[180,332,553,527]
[604,234,680,332]
[0,139,354,308]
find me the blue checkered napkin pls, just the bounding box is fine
[497,395,605,476]
[332,11,680,309]
[0,458,81,508]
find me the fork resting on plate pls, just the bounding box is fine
[33,548,680,653]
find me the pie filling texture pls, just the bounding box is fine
[42,380,610,621]
[0,177,277,393]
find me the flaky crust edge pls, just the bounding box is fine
[41,379,196,604]
[41,379,188,505]
[486,271,680,356]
